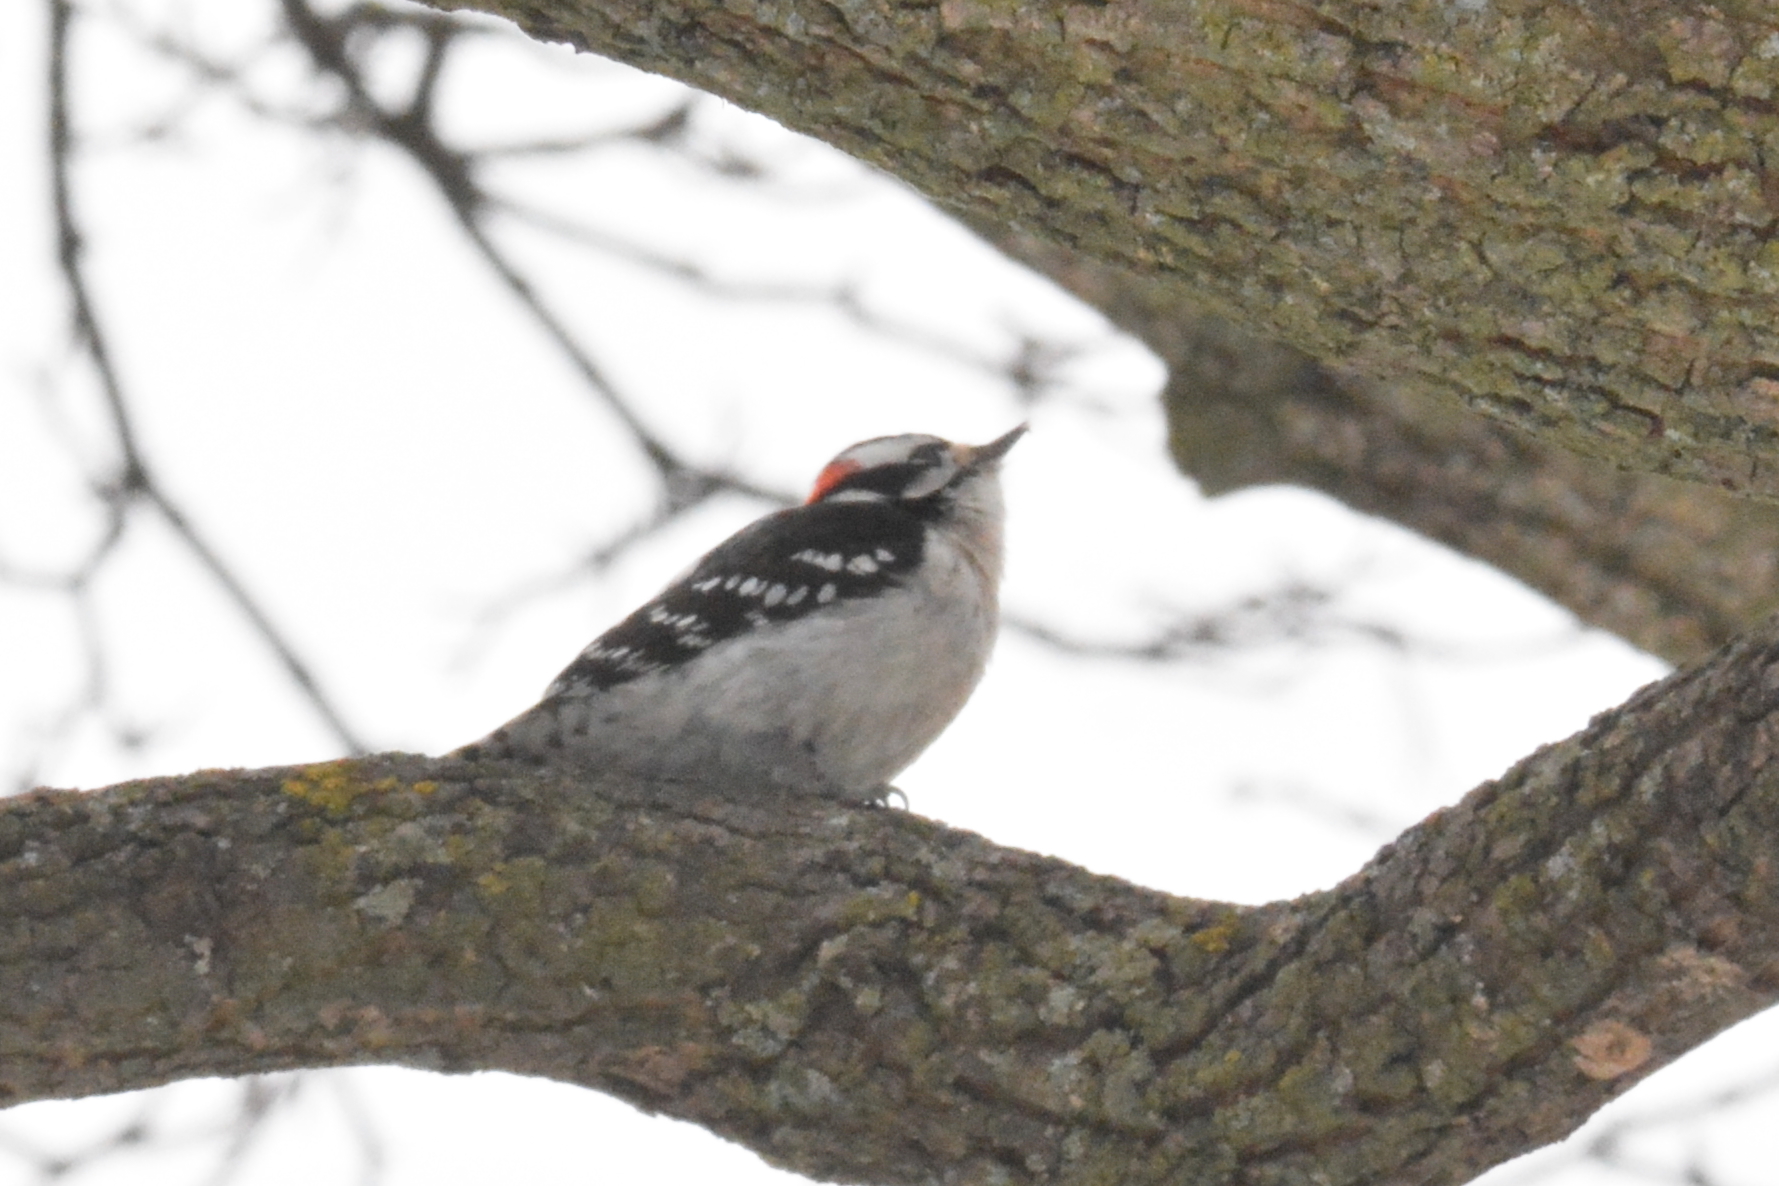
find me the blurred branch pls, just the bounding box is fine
[473,100,696,157]
[1491,1058,1779,1186]
[0,1096,153,1180]
[202,1077,301,1186]
[324,1073,389,1186]
[0,1072,384,1186]
[278,0,1091,483]
[3,585,145,798]
[1007,579,1583,667]
[994,232,1779,668]
[1007,583,1394,662]
[277,0,783,499]
[448,482,753,669]
[262,1,1126,654]
[493,196,1052,381]
[43,0,368,757]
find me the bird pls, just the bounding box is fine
[456,425,1026,802]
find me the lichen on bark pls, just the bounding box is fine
[9,614,1779,1184]
[439,0,1779,498]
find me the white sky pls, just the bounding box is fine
[2,1,1773,1184]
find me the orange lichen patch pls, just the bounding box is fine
[1571,1019,1652,1080]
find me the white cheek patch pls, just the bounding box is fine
[899,458,958,500]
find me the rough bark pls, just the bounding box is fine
[998,230,1779,666]
[443,0,1779,497]
[8,616,1779,1184]
[414,0,1779,660]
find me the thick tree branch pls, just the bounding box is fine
[433,0,1779,497]
[8,615,1779,1184]
[995,233,1779,666]
[404,0,1779,664]
[1157,324,1779,667]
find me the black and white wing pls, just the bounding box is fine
[544,499,928,698]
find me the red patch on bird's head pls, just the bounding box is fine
[807,459,861,503]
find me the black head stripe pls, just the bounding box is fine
[819,462,918,501]
[545,500,928,696]
[817,442,954,505]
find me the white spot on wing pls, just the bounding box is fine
[764,583,788,606]
[818,583,837,604]
[847,554,879,575]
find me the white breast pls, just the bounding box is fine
[509,527,999,800]
[482,472,1009,801]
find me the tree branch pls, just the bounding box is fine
[428,0,1779,498]
[994,233,1779,666]
[9,615,1779,1184]
[134,0,1779,664]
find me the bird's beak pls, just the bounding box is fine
[954,423,1029,471]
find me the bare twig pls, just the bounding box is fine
[202,1076,301,1186]
[1007,579,1587,667]
[44,0,368,757]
